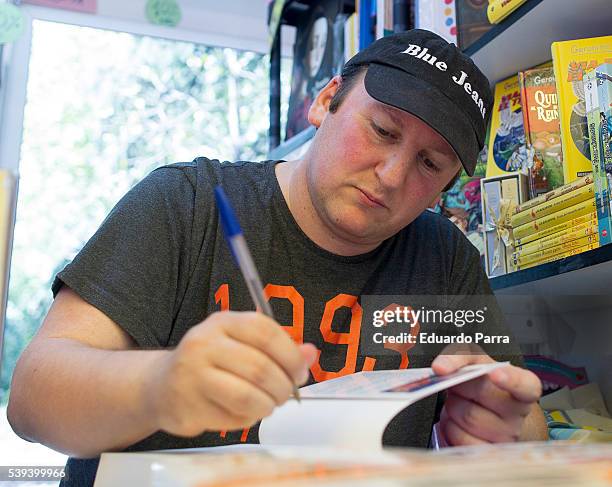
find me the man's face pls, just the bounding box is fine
[305,72,462,247]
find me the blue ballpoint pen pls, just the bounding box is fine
[214,185,302,402]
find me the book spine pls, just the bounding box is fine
[512,174,593,215]
[597,66,612,233]
[510,183,594,228]
[585,70,612,245]
[514,211,597,246]
[512,233,599,266]
[512,197,597,240]
[513,221,598,255]
[486,0,526,24]
[512,240,600,271]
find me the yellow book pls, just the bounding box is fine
[487,0,527,24]
[512,233,598,266]
[510,183,594,227]
[513,221,598,256]
[552,35,612,183]
[514,211,597,246]
[512,174,593,215]
[513,240,600,271]
[512,197,597,240]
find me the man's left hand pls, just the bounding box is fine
[432,347,542,445]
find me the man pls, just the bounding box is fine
[7,30,547,486]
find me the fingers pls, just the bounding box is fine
[488,367,542,404]
[443,394,522,443]
[438,406,488,446]
[207,336,295,405]
[221,312,310,386]
[431,344,492,375]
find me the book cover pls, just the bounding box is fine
[518,66,564,197]
[551,35,612,183]
[486,74,527,178]
[513,240,599,271]
[584,70,612,246]
[511,233,598,267]
[415,0,457,45]
[510,183,594,228]
[376,0,394,39]
[513,221,598,256]
[512,174,592,215]
[455,0,493,51]
[286,0,343,140]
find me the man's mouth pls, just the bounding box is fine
[357,188,387,209]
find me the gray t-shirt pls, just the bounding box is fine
[52,158,521,485]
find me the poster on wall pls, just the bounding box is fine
[22,0,97,14]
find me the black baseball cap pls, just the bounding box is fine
[345,29,493,176]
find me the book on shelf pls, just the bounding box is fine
[513,221,598,256]
[375,0,393,39]
[511,174,593,215]
[510,233,599,267]
[514,211,597,247]
[584,69,612,246]
[518,65,564,198]
[486,0,527,24]
[512,196,597,241]
[551,35,612,184]
[285,0,344,141]
[344,12,359,61]
[596,64,612,231]
[414,0,457,45]
[510,182,594,228]
[512,240,600,271]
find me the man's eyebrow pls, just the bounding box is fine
[377,104,405,129]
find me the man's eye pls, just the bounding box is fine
[422,157,441,173]
[372,123,393,139]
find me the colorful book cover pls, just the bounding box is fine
[596,64,612,226]
[513,221,598,255]
[513,240,599,271]
[584,70,612,246]
[512,174,592,215]
[551,35,612,184]
[514,211,597,247]
[486,74,528,178]
[511,233,598,267]
[510,183,594,228]
[286,0,343,140]
[455,0,493,51]
[518,66,564,197]
[415,0,457,45]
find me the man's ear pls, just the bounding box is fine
[308,75,341,128]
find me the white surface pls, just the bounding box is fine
[472,0,612,84]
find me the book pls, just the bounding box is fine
[344,12,359,61]
[518,66,564,197]
[596,64,612,229]
[512,197,597,241]
[513,221,598,256]
[0,170,16,340]
[486,0,527,24]
[551,35,612,183]
[259,363,505,449]
[512,240,599,271]
[455,0,493,51]
[511,233,598,267]
[510,182,594,228]
[486,74,527,178]
[584,69,612,246]
[511,174,593,215]
[414,0,457,45]
[514,211,597,247]
[285,0,344,140]
[375,0,393,39]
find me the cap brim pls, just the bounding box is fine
[363,64,481,176]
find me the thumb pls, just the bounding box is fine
[299,343,318,367]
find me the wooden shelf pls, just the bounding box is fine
[468,0,612,83]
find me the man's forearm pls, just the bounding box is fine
[7,338,169,458]
[519,403,548,441]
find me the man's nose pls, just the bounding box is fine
[374,151,413,190]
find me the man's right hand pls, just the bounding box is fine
[146,311,317,437]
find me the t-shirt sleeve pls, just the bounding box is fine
[447,225,525,368]
[51,166,195,348]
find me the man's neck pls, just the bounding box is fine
[274,160,381,257]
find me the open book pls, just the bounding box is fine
[259,362,507,449]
